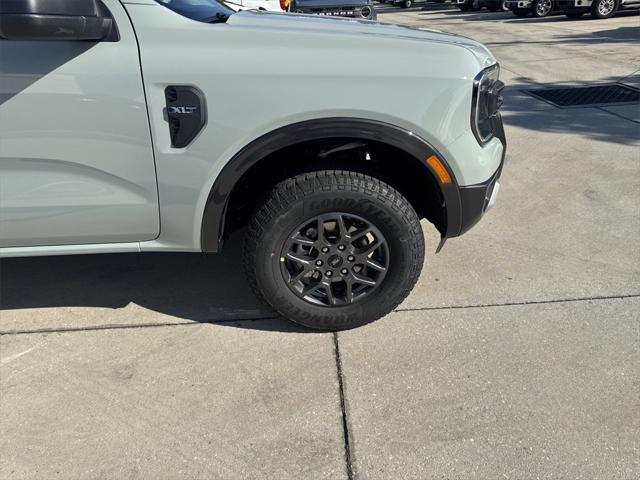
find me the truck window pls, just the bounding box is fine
[155,0,235,21]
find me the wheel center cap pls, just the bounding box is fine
[327,255,343,268]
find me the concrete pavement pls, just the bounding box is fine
[340,298,640,479]
[1,7,639,480]
[1,323,346,479]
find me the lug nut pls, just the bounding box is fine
[347,255,355,262]
[341,268,348,275]
[315,260,323,266]
[321,247,329,253]
[326,270,333,277]
[338,245,346,251]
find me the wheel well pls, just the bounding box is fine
[222,138,446,241]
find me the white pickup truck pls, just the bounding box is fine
[0,0,506,330]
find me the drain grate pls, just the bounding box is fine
[524,84,640,108]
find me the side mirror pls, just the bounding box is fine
[0,0,116,41]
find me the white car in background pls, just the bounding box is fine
[225,0,283,10]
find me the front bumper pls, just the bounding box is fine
[453,115,506,236]
[505,0,533,7]
[457,161,503,235]
[557,0,592,6]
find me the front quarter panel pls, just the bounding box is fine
[124,4,489,251]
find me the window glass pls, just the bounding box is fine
[154,0,234,21]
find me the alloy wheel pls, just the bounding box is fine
[536,0,552,15]
[279,212,389,307]
[598,0,615,14]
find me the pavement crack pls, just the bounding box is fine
[333,332,354,480]
[0,317,275,336]
[394,293,640,314]
[2,294,637,336]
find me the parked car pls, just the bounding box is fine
[453,0,509,12]
[0,0,505,331]
[289,0,377,19]
[391,0,416,8]
[390,0,453,7]
[504,0,560,16]
[224,0,284,10]
[558,0,640,18]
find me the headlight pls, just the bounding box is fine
[471,64,504,145]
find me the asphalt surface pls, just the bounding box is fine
[1,7,639,480]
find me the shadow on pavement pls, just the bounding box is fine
[502,104,640,145]
[434,9,513,18]
[501,81,640,145]
[0,233,314,333]
[484,24,640,45]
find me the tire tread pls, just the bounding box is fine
[243,170,424,330]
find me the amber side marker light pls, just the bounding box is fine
[426,155,452,184]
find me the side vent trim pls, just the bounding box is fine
[164,85,207,148]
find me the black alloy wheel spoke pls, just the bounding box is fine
[290,234,316,247]
[365,258,387,272]
[280,212,389,307]
[285,252,311,266]
[352,272,377,286]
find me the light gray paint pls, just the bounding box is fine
[0,0,159,248]
[0,0,503,256]
[125,4,503,252]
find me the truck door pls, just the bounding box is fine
[0,0,159,247]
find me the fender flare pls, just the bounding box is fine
[200,118,462,252]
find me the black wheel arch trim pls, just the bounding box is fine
[200,117,464,253]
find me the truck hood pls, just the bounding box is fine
[227,10,496,68]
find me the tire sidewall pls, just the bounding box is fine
[253,189,422,330]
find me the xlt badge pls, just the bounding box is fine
[165,86,207,148]
[169,106,198,114]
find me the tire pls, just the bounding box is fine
[590,0,617,17]
[531,0,553,16]
[401,0,412,7]
[565,10,584,16]
[512,7,530,15]
[243,170,425,331]
[501,0,510,10]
